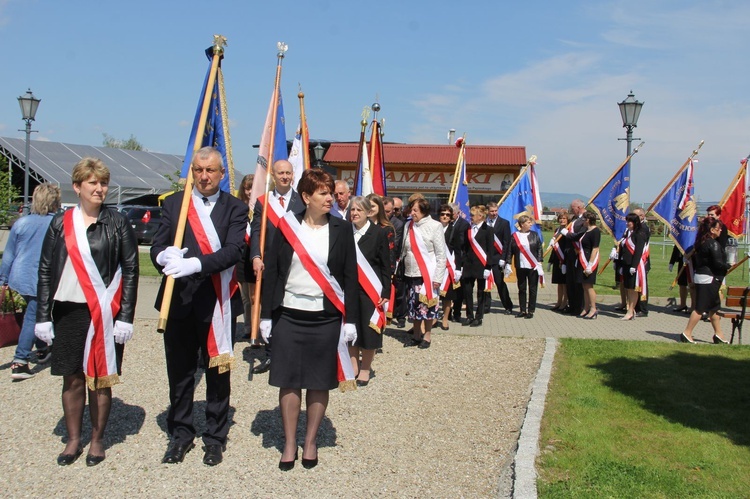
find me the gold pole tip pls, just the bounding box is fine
[298,91,305,98]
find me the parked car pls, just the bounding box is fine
[124,206,162,245]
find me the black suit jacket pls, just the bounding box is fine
[487,216,511,265]
[250,189,306,261]
[564,215,587,265]
[444,221,465,269]
[358,223,391,299]
[638,222,651,272]
[151,190,247,321]
[260,212,360,324]
[461,223,495,279]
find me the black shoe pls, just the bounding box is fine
[85,454,106,467]
[438,324,449,331]
[203,444,224,466]
[461,318,474,326]
[680,333,696,344]
[713,335,729,344]
[57,447,83,466]
[404,338,421,347]
[252,358,272,374]
[35,347,52,364]
[162,441,195,464]
[636,311,649,318]
[450,315,462,323]
[525,313,534,319]
[469,319,482,327]
[505,309,514,315]
[356,379,370,387]
[515,312,527,318]
[396,319,406,328]
[302,456,318,469]
[279,450,298,471]
[417,340,431,349]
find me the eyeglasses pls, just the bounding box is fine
[192,167,220,175]
[393,207,402,212]
[439,212,451,217]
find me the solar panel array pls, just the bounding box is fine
[0,137,184,204]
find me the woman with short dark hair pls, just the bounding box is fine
[576,212,601,319]
[619,213,645,321]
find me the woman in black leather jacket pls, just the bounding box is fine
[680,217,729,344]
[36,158,139,466]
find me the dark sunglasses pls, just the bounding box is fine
[439,212,452,216]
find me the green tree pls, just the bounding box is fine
[102,133,144,151]
[0,157,21,226]
[163,169,184,192]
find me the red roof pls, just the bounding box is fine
[324,143,526,166]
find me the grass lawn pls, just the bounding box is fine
[538,339,750,497]
[139,252,159,277]
[541,231,750,299]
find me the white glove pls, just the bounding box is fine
[499,260,506,268]
[629,267,636,275]
[561,264,567,275]
[113,320,134,344]
[504,265,513,278]
[560,228,569,236]
[35,322,54,345]
[585,266,592,275]
[343,323,358,343]
[156,246,187,266]
[483,269,491,280]
[259,319,272,342]
[669,263,674,272]
[164,257,202,278]
[454,270,462,281]
[546,262,552,272]
[609,248,618,261]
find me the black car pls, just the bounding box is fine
[124,206,163,245]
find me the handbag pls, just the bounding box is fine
[0,287,23,348]
[394,259,405,281]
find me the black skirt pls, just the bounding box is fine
[50,301,124,377]
[551,261,565,285]
[269,307,341,391]
[576,264,597,285]
[355,291,383,350]
[694,277,722,314]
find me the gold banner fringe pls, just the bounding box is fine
[338,379,357,392]
[86,373,120,391]
[217,68,236,193]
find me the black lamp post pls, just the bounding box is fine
[313,143,325,168]
[18,89,41,215]
[617,90,643,156]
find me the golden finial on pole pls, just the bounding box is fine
[212,34,227,55]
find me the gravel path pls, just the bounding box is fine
[1,320,545,498]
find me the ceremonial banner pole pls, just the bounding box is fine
[217,66,236,193]
[646,140,704,213]
[250,42,288,342]
[497,155,536,207]
[158,36,226,333]
[298,90,310,170]
[448,135,466,203]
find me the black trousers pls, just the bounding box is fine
[490,265,514,312]
[163,316,235,447]
[517,268,539,313]
[393,278,408,321]
[462,277,486,320]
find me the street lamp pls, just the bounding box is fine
[617,90,643,156]
[313,143,325,167]
[18,89,41,215]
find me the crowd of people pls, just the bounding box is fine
[0,150,736,470]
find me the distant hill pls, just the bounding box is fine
[541,192,588,210]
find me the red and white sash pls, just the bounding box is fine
[63,207,123,390]
[574,232,599,273]
[624,234,649,297]
[409,220,438,307]
[355,243,386,333]
[493,234,503,256]
[513,232,545,286]
[550,230,565,262]
[440,246,459,296]
[187,197,238,373]
[272,208,356,391]
[468,227,494,291]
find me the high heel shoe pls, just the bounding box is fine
[680,333,696,344]
[578,310,589,318]
[620,314,635,321]
[301,455,318,469]
[584,312,598,320]
[712,335,729,344]
[278,449,298,471]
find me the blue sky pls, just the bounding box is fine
[1,0,748,203]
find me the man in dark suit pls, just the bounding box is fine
[561,199,587,315]
[633,208,651,317]
[459,205,495,327]
[331,179,352,220]
[450,202,471,322]
[250,159,306,374]
[485,201,514,314]
[151,146,247,466]
[384,196,406,327]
